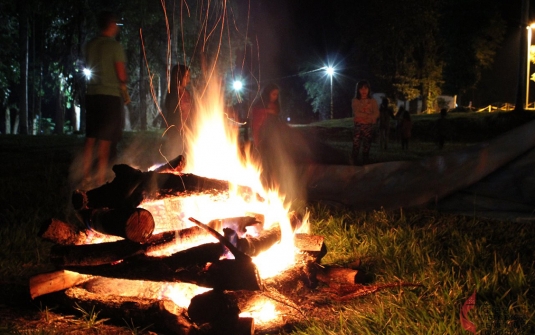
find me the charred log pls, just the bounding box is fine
[72,164,239,210]
[188,290,240,327]
[50,240,145,267]
[63,243,223,282]
[152,154,186,173]
[45,286,196,335]
[80,207,155,243]
[61,243,261,291]
[49,226,213,267]
[188,290,255,335]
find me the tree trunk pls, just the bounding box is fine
[139,21,147,130]
[55,84,65,134]
[18,1,29,135]
[4,106,10,135]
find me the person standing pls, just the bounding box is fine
[351,80,379,165]
[378,97,395,150]
[82,11,127,187]
[251,83,281,147]
[163,64,193,161]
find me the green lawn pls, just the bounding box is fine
[1,111,534,334]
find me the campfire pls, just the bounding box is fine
[29,81,389,334]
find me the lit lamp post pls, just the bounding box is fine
[526,23,535,109]
[233,79,243,101]
[326,66,335,119]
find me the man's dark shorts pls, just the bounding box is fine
[85,94,123,142]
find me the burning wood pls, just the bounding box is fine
[32,154,345,334]
[71,163,255,210]
[79,207,155,243]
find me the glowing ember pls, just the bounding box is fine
[240,299,280,325]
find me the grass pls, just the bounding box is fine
[0,110,534,334]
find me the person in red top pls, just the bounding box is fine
[351,80,379,165]
[251,83,280,147]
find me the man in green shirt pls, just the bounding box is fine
[82,11,127,187]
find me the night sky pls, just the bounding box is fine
[247,0,535,106]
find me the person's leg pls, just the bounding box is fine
[352,124,362,165]
[82,137,96,184]
[362,124,374,164]
[96,139,112,185]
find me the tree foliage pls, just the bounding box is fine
[0,0,250,134]
[333,0,506,112]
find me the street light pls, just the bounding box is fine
[325,66,335,119]
[526,23,535,109]
[83,68,92,80]
[232,79,244,104]
[232,80,243,92]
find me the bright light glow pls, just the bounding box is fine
[325,66,335,77]
[83,68,91,80]
[240,298,279,324]
[232,80,243,91]
[527,23,535,109]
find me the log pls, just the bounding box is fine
[29,270,93,299]
[63,243,224,284]
[49,226,213,267]
[46,221,324,268]
[187,290,240,326]
[187,290,255,334]
[48,286,196,335]
[72,164,241,210]
[50,240,145,267]
[40,216,210,249]
[208,216,262,237]
[188,218,261,291]
[79,207,155,243]
[62,241,261,291]
[152,154,186,173]
[235,225,281,257]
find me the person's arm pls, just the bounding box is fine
[114,61,127,85]
[115,61,130,104]
[351,99,359,119]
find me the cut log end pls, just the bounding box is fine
[125,208,155,243]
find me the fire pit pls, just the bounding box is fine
[30,81,416,334]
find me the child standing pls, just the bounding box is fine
[351,80,379,165]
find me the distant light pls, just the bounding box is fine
[233,80,243,91]
[83,68,91,79]
[287,117,291,122]
[326,66,335,77]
